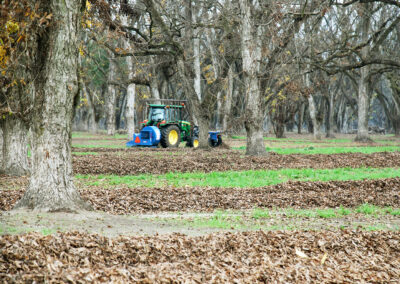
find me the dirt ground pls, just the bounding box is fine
[73,149,400,175]
[1,230,399,282]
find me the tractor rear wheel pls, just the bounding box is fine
[161,125,181,148]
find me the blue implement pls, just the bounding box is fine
[126,126,161,147]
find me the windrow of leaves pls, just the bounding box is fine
[1,230,399,282]
[2,178,400,214]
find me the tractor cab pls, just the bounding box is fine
[144,104,185,128]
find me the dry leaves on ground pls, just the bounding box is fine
[1,230,399,283]
[1,178,399,213]
[73,149,400,175]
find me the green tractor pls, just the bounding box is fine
[127,99,200,148]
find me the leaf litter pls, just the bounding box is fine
[1,230,399,283]
[72,149,400,175]
[2,178,400,214]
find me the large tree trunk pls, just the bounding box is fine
[326,94,336,138]
[86,90,97,133]
[15,0,90,212]
[150,57,161,103]
[126,84,135,139]
[308,94,322,140]
[355,67,372,141]
[0,116,29,176]
[176,58,210,148]
[297,103,305,134]
[106,54,117,136]
[222,65,234,132]
[355,4,372,142]
[0,128,3,170]
[275,121,285,139]
[239,0,265,155]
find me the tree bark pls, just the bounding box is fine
[126,84,135,138]
[15,0,90,212]
[176,58,210,148]
[275,121,285,138]
[297,103,305,134]
[86,90,97,133]
[0,116,29,176]
[222,65,234,132]
[239,0,265,155]
[326,94,336,138]
[355,4,372,142]
[106,53,117,136]
[308,94,322,140]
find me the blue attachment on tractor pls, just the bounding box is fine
[208,131,222,147]
[126,126,161,147]
[208,131,220,142]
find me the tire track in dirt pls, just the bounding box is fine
[2,178,400,213]
[73,150,400,175]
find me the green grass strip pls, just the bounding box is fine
[232,146,400,154]
[72,144,125,149]
[76,167,400,188]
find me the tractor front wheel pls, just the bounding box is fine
[161,125,181,148]
[186,136,199,148]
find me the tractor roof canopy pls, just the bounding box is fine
[149,104,183,108]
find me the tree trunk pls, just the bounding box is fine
[193,36,201,101]
[106,54,117,136]
[239,0,265,155]
[126,81,136,139]
[355,68,372,141]
[275,122,285,138]
[1,116,29,176]
[176,58,210,148]
[394,118,400,136]
[326,94,336,138]
[222,65,234,132]
[15,0,90,212]
[355,4,372,142]
[86,90,97,133]
[0,128,3,170]
[308,94,322,140]
[297,103,305,134]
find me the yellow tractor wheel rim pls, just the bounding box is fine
[193,139,199,148]
[169,130,179,145]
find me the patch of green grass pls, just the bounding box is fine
[233,145,400,154]
[72,144,125,149]
[361,224,392,231]
[285,208,317,218]
[40,228,57,236]
[386,208,400,216]
[356,203,381,215]
[316,208,337,218]
[252,208,270,219]
[76,167,400,189]
[72,152,98,156]
[191,210,237,229]
[163,205,400,231]
[337,206,351,216]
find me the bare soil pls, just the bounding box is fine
[73,149,400,175]
[1,230,399,282]
[2,178,400,214]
